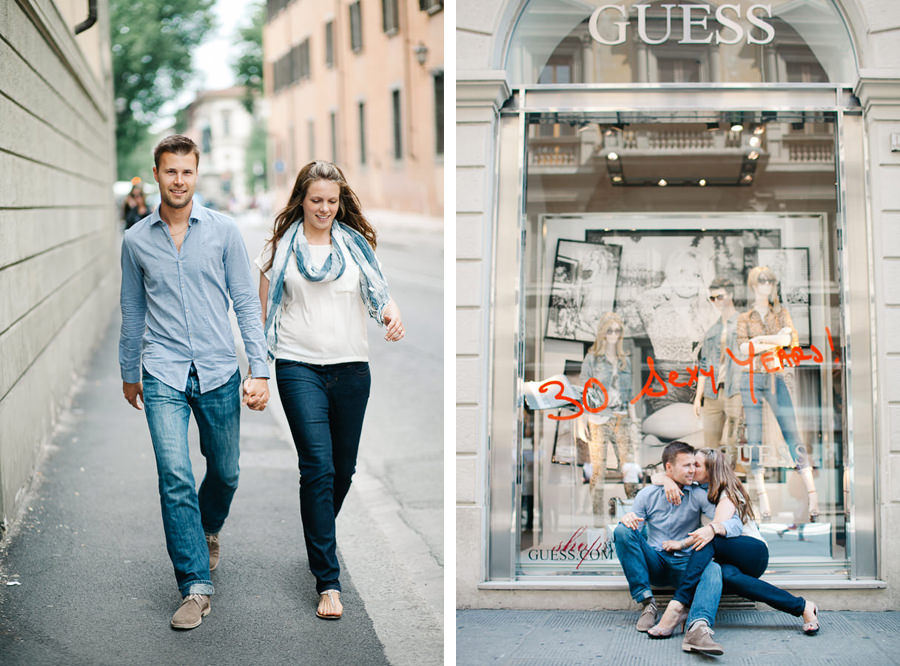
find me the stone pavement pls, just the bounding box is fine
[457,608,900,665]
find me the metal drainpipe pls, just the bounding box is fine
[75,0,98,34]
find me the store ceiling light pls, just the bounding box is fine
[741,174,753,183]
[749,136,761,147]
[731,123,744,132]
[748,151,760,160]
[612,175,623,183]
[607,152,619,161]
[658,179,668,187]
[754,125,766,135]
[699,179,707,186]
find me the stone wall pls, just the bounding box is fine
[0,0,117,534]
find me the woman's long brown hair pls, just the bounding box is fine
[701,448,756,524]
[262,161,377,272]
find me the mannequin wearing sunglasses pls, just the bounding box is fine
[736,266,819,522]
[579,312,638,524]
[693,277,744,468]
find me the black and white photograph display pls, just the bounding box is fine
[545,240,621,343]
[584,229,782,359]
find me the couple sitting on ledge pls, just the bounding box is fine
[614,440,820,656]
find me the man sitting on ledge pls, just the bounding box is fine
[614,440,742,656]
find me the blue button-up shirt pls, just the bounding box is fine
[119,204,270,393]
[628,483,743,553]
[698,314,740,398]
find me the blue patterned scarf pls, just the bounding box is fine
[264,220,391,360]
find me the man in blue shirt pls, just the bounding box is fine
[119,135,270,630]
[614,441,742,655]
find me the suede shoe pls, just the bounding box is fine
[171,594,210,630]
[682,620,724,655]
[636,600,658,632]
[206,533,220,571]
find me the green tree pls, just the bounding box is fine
[232,0,265,113]
[245,120,267,196]
[110,0,216,179]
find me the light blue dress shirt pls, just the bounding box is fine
[629,483,743,553]
[119,204,270,393]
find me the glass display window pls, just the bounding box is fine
[517,110,851,579]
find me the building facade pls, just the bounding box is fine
[182,86,258,210]
[457,0,900,610]
[264,0,444,218]
[0,0,117,534]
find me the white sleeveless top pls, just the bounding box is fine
[734,495,766,543]
[255,243,369,364]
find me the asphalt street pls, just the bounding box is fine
[0,208,443,665]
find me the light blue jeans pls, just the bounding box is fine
[142,366,241,597]
[738,372,808,471]
[613,523,722,628]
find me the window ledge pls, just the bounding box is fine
[479,578,887,591]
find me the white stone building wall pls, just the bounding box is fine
[0,0,117,534]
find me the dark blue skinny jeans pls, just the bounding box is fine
[276,359,371,594]
[672,535,806,616]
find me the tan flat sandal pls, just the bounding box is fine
[316,590,343,620]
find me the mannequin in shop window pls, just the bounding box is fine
[579,312,639,524]
[693,277,744,467]
[736,266,819,522]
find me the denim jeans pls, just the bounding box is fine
[613,523,722,627]
[275,360,371,594]
[739,372,808,471]
[672,535,806,616]
[142,366,241,597]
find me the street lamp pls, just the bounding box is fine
[413,42,428,66]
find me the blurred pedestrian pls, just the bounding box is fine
[256,160,404,620]
[123,182,149,229]
[119,134,270,630]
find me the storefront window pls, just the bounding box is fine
[518,110,849,578]
[507,0,856,85]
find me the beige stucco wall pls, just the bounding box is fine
[456,0,900,609]
[0,0,117,534]
[265,0,443,219]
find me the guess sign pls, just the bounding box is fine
[589,3,776,46]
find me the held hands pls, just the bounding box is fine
[123,381,143,410]
[620,512,644,530]
[242,377,269,411]
[686,524,717,551]
[382,299,405,342]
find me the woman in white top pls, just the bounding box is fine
[256,161,404,621]
[648,448,819,638]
